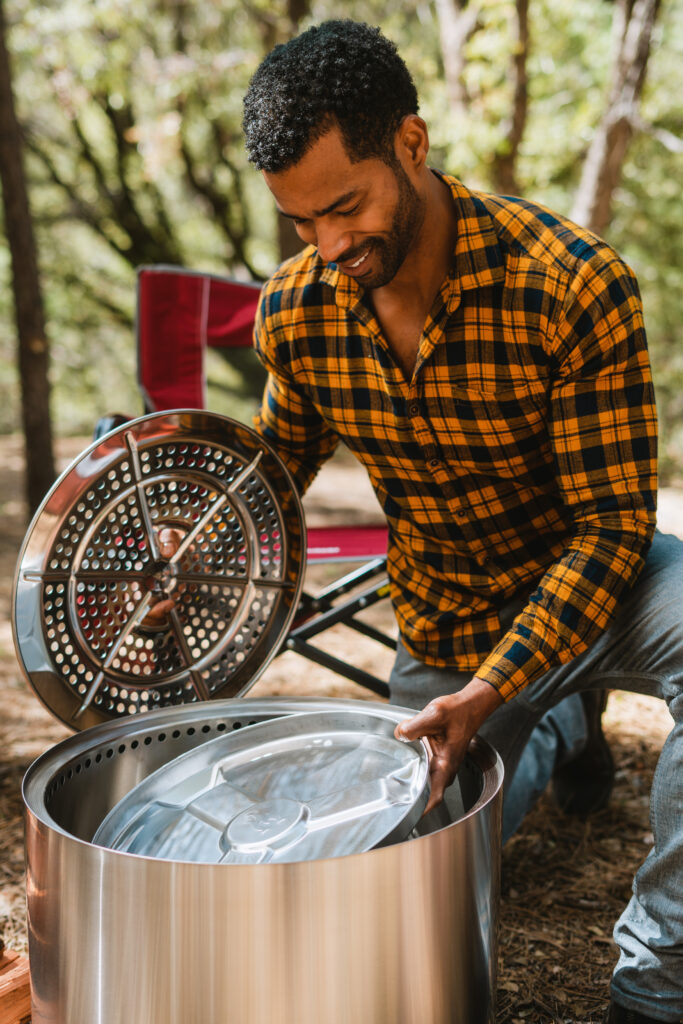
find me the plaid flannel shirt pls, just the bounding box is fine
[253,174,657,701]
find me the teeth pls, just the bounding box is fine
[349,250,369,268]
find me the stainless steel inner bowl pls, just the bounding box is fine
[92,709,432,863]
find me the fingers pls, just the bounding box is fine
[424,751,458,814]
[158,527,183,559]
[142,598,175,623]
[393,697,465,815]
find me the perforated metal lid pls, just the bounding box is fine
[13,412,305,731]
[93,709,430,863]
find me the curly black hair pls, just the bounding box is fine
[242,20,419,172]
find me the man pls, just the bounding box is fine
[242,20,682,1024]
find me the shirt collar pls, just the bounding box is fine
[319,171,506,314]
[440,173,505,292]
[320,262,359,308]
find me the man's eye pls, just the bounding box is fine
[338,204,360,217]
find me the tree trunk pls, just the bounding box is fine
[0,0,56,514]
[570,0,662,235]
[434,0,480,117]
[491,0,529,196]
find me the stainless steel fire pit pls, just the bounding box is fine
[23,696,503,1024]
[16,413,504,1024]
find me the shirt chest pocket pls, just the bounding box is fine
[432,386,551,481]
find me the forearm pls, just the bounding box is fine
[477,507,655,701]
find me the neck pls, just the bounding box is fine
[372,169,456,306]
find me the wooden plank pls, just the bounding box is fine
[0,949,31,1024]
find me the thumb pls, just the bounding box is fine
[394,701,445,742]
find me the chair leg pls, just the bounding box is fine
[288,565,395,697]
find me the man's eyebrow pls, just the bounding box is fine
[278,189,361,220]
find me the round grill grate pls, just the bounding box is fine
[13,412,306,730]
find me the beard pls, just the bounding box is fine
[340,161,425,289]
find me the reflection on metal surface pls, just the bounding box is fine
[23,696,503,1024]
[93,710,430,863]
[12,412,305,730]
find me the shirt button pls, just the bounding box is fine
[409,403,420,416]
[456,508,467,518]
[429,458,440,468]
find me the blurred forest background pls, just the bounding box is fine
[0,0,681,511]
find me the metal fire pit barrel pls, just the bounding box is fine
[16,415,504,1023]
[23,696,503,1024]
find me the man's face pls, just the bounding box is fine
[263,125,425,289]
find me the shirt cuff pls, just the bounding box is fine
[475,623,588,702]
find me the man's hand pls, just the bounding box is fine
[139,527,185,625]
[395,677,504,813]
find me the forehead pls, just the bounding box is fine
[263,126,389,216]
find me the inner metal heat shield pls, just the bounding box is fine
[13,412,306,731]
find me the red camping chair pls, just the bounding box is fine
[100,264,394,697]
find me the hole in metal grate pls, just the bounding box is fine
[42,719,252,806]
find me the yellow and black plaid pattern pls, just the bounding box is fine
[253,175,657,701]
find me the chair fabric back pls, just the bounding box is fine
[137,265,261,412]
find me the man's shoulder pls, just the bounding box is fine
[442,174,621,277]
[259,245,331,317]
[471,185,624,279]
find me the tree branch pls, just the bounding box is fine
[570,0,662,235]
[53,268,133,329]
[99,95,183,264]
[27,98,184,268]
[631,116,683,153]
[171,3,265,278]
[25,132,135,260]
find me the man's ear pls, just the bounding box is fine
[395,115,429,173]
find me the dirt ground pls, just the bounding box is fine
[0,435,678,1023]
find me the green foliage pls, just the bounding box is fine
[1,0,682,480]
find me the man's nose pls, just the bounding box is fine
[315,222,352,265]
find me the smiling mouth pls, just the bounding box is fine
[344,249,370,269]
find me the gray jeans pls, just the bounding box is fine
[388,531,683,1022]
